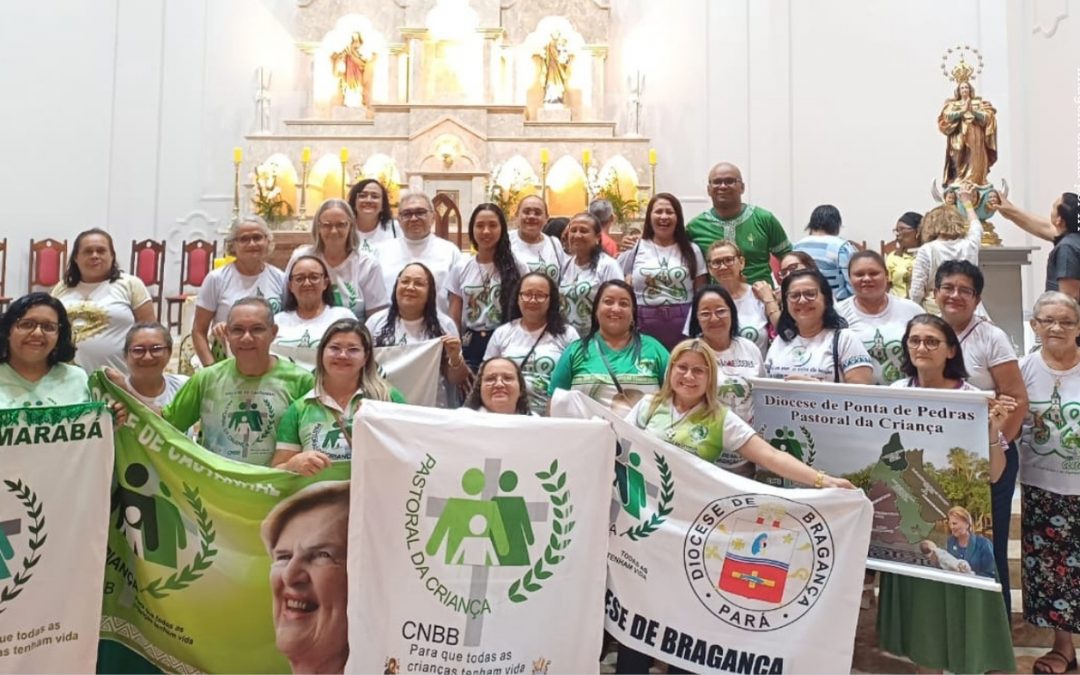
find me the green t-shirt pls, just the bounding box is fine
[276,387,406,458]
[0,362,90,408]
[686,204,792,285]
[163,357,314,466]
[627,395,755,471]
[548,335,669,412]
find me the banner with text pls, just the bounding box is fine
[375,341,444,407]
[93,374,351,673]
[751,378,996,591]
[347,401,613,674]
[0,403,113,674]
[551,391,873,674]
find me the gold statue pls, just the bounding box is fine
[937,56,997,187]
[537,32,573,105]
[331,32,371,108]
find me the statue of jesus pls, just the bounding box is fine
[332,32,371,108]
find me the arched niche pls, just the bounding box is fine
[545,155,588,216]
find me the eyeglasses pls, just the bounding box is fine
[519,292,550,302]
[893,228,915,237]
[937,284,977,299]
[785,290,820,303]
[482,373,516,385]
[906,337,943,351]
[290,273,326,285]
[1033,317,1080,331]
[318,222,350,231]
[397,278,428,290]
[399,209,430,221]
[129,344,168,357]
[13,319,59,334]
[235,234,268,246]
[326,345,365,358]
[709,177,741,187]
[228,325,270,338]
[778,264,805,279]
[696,310,730,320]
[708,256,739,269]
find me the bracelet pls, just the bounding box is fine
[447,355,465,369]
[814,471,825,489]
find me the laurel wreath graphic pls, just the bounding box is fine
[508,460,574,603]
[800,426,817,466]
[143,484,218,599]
[621,452,675,541]
[0,479,47,615]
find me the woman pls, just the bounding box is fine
[764,270,873,383]
[193,216,285,366]
[123,322,188,408]
[934,259,1028,611]
[776,251,818,285]
[0,293,89,407]
[447,204,525,369]
[877,313,1016,674]
[463,357,531,415]
[910,183,983,313]
[347,178,399,254]
[272,256,355,370]
[559,212,622,335]
[685,285,764,475]
[510,195,566,282]
[366,263,469,406]
[484,272,579,416]
[548,280,669,414]
[375,192,462,315]
[1020,292,1080,674]
[886,211,922,298]
[620,193,706,350]
[703,240,776,353]
[943,506,995,578]
[274,319,404,475]
[289,199,389,318]
[617,338,854,674]
[836,251,923,385]
[52,228,155,373]
[995,191,1080,297]
[792,205,857,301]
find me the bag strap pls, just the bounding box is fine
[520,327,548,369]
[832,330,842,383]
[593,339,627,396]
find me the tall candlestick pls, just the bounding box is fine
[582,149,592,167]
[540,147,550,165]
[340,147,349,198]
[233,147,243,164]
[648,148,657,166]
[231,148,241,224]
[301,146,311,164]
[298,149,311,220]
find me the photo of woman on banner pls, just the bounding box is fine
[261,481,350,675]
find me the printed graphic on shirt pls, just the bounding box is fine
[219,393,278,457]
[518,354,557,414]
[739,325,763,350]
[642,258,690,304]
[67,302,110,344]
[526,258,560,282]
[463,280,502,326]
[1030,382,1080,459]
[332,280,360,313]
[561,278,595,330]
[864,328,905,384]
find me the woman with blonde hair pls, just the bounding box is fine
[909,183,983,312]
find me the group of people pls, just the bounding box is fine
[1,162,1078,674]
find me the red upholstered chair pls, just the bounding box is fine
[130,239,166,321]
[28,238,68,293]
[165,239,216,334]
[0,238,10,313]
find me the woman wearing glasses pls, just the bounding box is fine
[273,319,403,475]
[193,216,285,366]
[775,251,818,284]
[272,256,355,369]
[702,240,777,353]
[122,322,188,408]
[463,357,531,415]
[764,269,873,384]
[0,292,89,407]
[885,212,922,298]
[484,272,578,415]
[288,198,389,319]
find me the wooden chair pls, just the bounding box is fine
[165,239,216,334]
[880,239,899,256]
[0,238,10,313]
[432,193,464,249]
[849,240,867,252]
[28,238,68,293]
[130,239,166,322]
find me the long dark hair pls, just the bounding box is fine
[375,263,445,346]
[65,228,122,286]
[582,279,640,353]
[508,272,569,336]
[283,255,335,312]
[776,269,847,341]
[468,203,521,322]
[347,178,395,230]
[567,212,603,270]
[0,292,77,365]
[463,357,531,414]
[686,285,740,340]
[899,314,968,380]
[641,192,699,278]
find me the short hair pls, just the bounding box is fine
[847,249,887,273]
[898,314,968,380]
[65,228,122,286]
[347,178,394,229]
[399,191,434,213]
[947,505,974,529]
[508,272,569,336]
[228,296,275,326]
[1032,291,1080,322]
[897,211,923,231]
[311,199,360,256]
[0,292,77,365]
[776,269,846,341]
[123,322,173,353]
[225,215,275,257]
[806,205,842,235]
[934,259,984,297]
[1057,193,1079,237]
[588,199,614,225]
[515,194,548,217]
[686,285,740,340]
[463,357,531,415]
[260,481,349,551]
[921,205,969,242]
[283,255,335,312]
[781,250,819,273]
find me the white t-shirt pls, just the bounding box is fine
[559,255,623,335]
[357,221,399,255]
[271,306,357,370]
[509,230,566,282]
[446,254,528,332]
[125,372,189,409]
[765,328,873,381]
[196,263,285,324]
[52,274,151,373]
[621,240,706,307]
[483,319,580,415]
[955,318,1017,392]
[1020,352,1080,495]
[836,295,924,385]
[733,287,770,354]
[624,394,757,472]
[375,234,462,315]
[713,336,765,427]
[365,309,459,345]
[909,216,983,305]
[288,245,389,317]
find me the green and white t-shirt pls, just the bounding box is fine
[1020,352,1080,495]
[713,336,765,429]
[687,205,791,286]
[836,295,923,385]
[509,230,565,282]
[625,394,755,472]
[765,329,873,382]
[0,363,90,408]
[559,255,623,335]
[163,357,314,466]
[621,240,705,306]
[446,255,528,332]
[276,386,406,458]
[288,245,389,317]
[548,334,669,413]
[196,263,285,324]
[483,319,580,415]
[271,306,356,370]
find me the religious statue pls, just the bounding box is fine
[331,31,372,108]
[536,32,573,105]
[937,58,997,187]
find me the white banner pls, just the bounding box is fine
[0,404,114,674]
[552,390,873,674]
[347,401,614,674]
[375,341,444,407]
[750,378,997,591]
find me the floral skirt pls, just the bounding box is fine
[1022,484,1080,632]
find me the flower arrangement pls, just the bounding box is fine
[487,163,537,216]
[357,163,401,208]
[250,161,294,225]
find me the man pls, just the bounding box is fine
[686,162,791,285]
[587,199,619,257]
[375,191,462,313]
[162,297,314,466]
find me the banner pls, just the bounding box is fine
[751,378,996,591]
[0,403,113,674]
[551,391,873,674]
[375,341,444,407]
[347,401,613,674]
[93,374,351,673]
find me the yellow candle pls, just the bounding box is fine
[649,148,657,166]
[540,147,550,165]
[233,147,242,163]
[301,146,311,164]
[582,149,592,165]
[340,147,349,163]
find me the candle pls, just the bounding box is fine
[233,147,242,164]
[340,147,349,163]
[302,147,311,164]
[582,149,592,165]
[540,148,550,165]
[649,149,657,166]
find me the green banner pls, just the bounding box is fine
[92,373,349,673]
